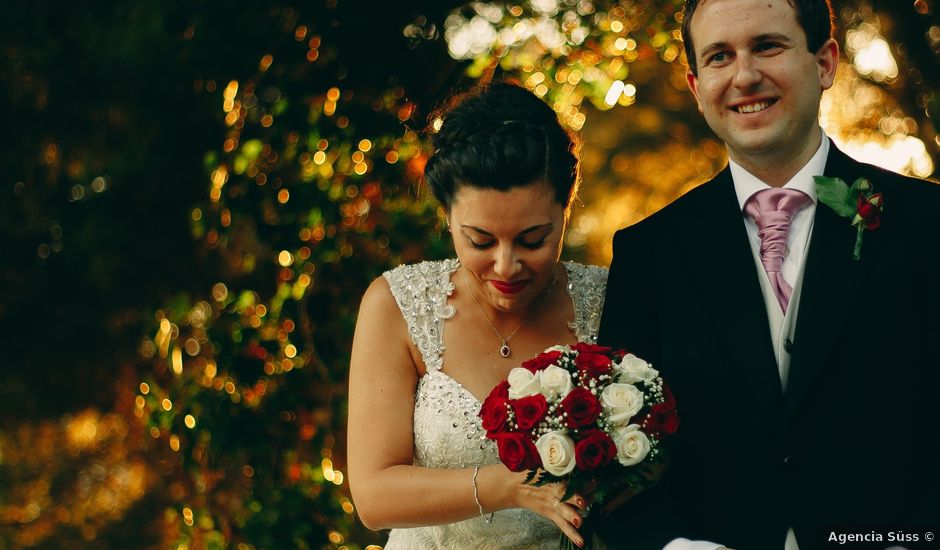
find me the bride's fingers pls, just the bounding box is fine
[564,492,588,510]
[550,500,584,548]
[549,483,586,509]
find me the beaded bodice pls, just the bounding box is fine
[381,259,608,550]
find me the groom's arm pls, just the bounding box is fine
[597,223,683,550]
[912,198,940,526]
[598,224,661,366]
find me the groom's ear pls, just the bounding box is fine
[686,71,704,113]
[815,38,839,91]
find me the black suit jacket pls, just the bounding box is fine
[596,145,940,550]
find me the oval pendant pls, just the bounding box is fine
[499,344,511,358]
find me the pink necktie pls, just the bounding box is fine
[744,188,810,312]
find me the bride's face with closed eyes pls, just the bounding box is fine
[447,180,567,313]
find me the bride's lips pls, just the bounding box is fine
[489,279,528,295]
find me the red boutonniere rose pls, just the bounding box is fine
[855,192,884,230]
[814,176,884,260]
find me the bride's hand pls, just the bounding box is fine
[511,472,587,548]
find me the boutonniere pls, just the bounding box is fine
[813,176,884,260]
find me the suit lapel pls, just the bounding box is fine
[784,146,881,418]
[685,169,784,411]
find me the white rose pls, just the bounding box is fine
[614,354,659,384]
[601,383,645,426]
[507,368,542,399]
[539,365,574,400]
[535,430,577,476]
[544,345,568,353]
[613,424,651,466]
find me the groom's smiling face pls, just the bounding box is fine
[685,0,838,174]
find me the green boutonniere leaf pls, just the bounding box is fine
[813,175,855,217]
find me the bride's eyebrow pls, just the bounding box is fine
[460,223,553,237]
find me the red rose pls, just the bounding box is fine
[575,351,612,379]
[574,429,617,471]
[493,432,541,472]
[855,192,883,230]
[647,403,680,435]
[490,380,510,398]
[480,394,510,434]
[480,381,511,434]
[662,382,677,408]
[512,394,548,430]
[560,387,602,428]
[521,350,562,373]
[571,343,612,355]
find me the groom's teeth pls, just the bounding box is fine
[737,101,770,113]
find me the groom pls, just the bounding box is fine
[597,0,939,548]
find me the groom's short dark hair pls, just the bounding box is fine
[681,0,835,75]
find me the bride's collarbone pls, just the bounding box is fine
[438,329,577,402]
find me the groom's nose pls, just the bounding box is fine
[732,54,763,90]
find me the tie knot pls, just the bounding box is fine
[744,188,810,227]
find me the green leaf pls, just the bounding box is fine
[814,176,855,218]
[531,471,557,487]
[523,469,538,485]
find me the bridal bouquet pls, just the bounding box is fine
[479,343,678,548]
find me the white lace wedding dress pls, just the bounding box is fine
[381,258,608,550]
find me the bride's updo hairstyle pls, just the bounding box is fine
[424,82,580,215]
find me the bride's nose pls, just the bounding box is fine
[492,245,521,279]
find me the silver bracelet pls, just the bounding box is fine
[471,466,495,523]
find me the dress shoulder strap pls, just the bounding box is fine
[382,259,459,372]
[563,261,609,344]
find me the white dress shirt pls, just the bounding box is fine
[665,131,830,550]
[731,132,828,392]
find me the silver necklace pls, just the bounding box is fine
[462,268,557,358]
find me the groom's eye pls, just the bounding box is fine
[755,41,783,54]
[705,51,729,65]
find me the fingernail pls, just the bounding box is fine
[577,497,585,507]
[573,517,581,528]
[576,538,584,548]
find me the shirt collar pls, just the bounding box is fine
[731,131,830,212]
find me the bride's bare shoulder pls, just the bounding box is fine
[357,275,400,324]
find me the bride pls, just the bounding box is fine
[347,82,608,549]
